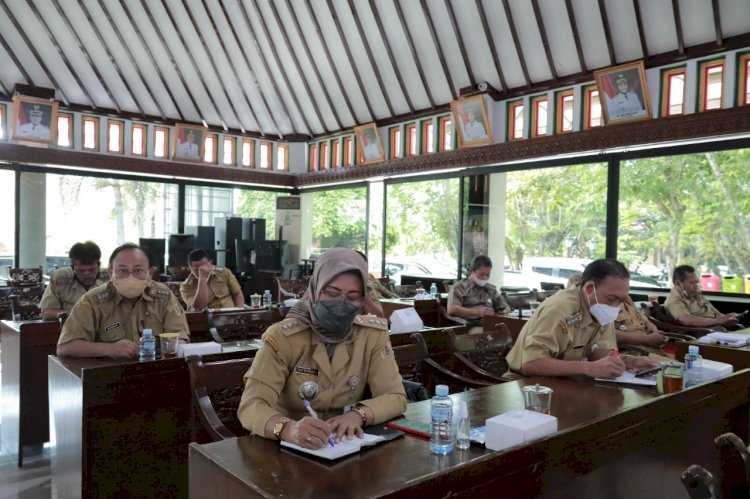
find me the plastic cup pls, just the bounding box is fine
[522,384,553,414]
[250,294,261,308]
[160,333,180,359]
[662,363,684,394]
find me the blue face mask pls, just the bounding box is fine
[313,300,360,337]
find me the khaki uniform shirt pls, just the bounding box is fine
[238,315,407,436]
[664,287,721,321]
[58,281,189,345]
[39,267,107,312]
[448,278,510,325]
[506,286,617,374]
[179,267,242,310]
[615,297,663,355]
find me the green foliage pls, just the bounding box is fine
[236,191,277,239]
[312,188,366,251]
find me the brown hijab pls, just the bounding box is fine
[287,248,377,351]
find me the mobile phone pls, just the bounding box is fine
[635,365,662,378]
[736,310,749,319]
[387,418,430,439]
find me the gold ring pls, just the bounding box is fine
[305,434,314,443]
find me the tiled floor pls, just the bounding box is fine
[0,445,51,499]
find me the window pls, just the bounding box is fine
[698,59,724,111]
[405,124,417,156]
[56,113,73,147]
[737,52,750,106]
[184,185,233,227]
[241,139,254,168]
[276,144,288,171]
[343,137,353,166]
[508,100,524,140]
[308,144,318,171]
[389,127,401,159]
[259,141,271,169]
[530,95,548,137]
[222,137,235,166]
[421,120,435,153]
[107,120,124,153]
[320,142,329,170]
[131,124,146,156]
[311,187,367,254]
[583,86,602,129]
[438,116,453,151]
[203,134,217,164]
[661,67,686,116]
[154,127,168,158]
[331,139,340,168]
[82,116,99,150]
[555,90,574,133]
[0,104,4,140]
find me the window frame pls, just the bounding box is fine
[56,112,74,148]
[222,136,236,166]
[389,126,401,159]
[737,52,750,107]
[106,119,124,154]
[438,115,453,151]
[82,116,100,151]
[421,119,435,154]
[697,58,725,112]
[259,141,272,169]
[343,137,353,167]
[204,133,218,164]
[308,143,318,172]
[554,89,574,134]
[331,139,341,168]
[130,123,147,156]
[154,126,169,158]
[507,100,524,141]
[405,123,417,157]
[276,143,289,171]
[530,94,548,138]
[0,103,4,141]
[241,139,255,168]
[660,66,687,117]
[582,85,602,130]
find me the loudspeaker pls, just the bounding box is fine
[214,217,246,271]
[168,234,195,267]
[235,239,255,274]
[185,226,216,261]
[139,238,165,274]
[254,240,288,271]
[243,218,266,243]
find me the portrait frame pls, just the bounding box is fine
[451,95,493,148]
[354,123,384,165]
[172,123,205,162]
[594,61,652,125]
[11,94,58,145]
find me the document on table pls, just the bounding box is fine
[595,370,657,386]
[281,433,386,460]
[698,332,750,347]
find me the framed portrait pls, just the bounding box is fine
[594,61,652,125]
[354,123,384,164]
[451,95,493,148]
[172,124,205,161]
[11,95,58,145]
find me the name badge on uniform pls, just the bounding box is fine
[294,366,319,376]
[104,322,120,332]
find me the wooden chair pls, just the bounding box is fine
[7,266,44,287]
[392,333,493,395]
[275,275,311,304]
[443,326,512,382]
[0,287,14,320]
[393,283,422,298]
[8,284,45,320]
[187,355,253,442]
[715,432,750,499]
[502,290,537,310]
[681,464,716,499]
[205,308,282,343]
[646,303,714,338]
[168,266,191,281]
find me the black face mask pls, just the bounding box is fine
[313,300,360,337]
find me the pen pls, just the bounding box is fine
[302,399,335,447]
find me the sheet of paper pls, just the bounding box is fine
[595,370,657,386]
[280,433,385,460]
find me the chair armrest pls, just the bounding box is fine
[421,358,494,391]
[663,332,697,342]
[194,385,239,441]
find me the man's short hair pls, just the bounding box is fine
[672,265,696,284]
[109,243,149,267]
[581,259,629,286]
[69,241,101,264]
[187,248,211,265]
[469,255,492,271]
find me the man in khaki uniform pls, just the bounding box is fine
[665,265,740,329]
[505,259,659,379]
[40,241,108,320]
[180,248,244,310]
[447,255,510,330]
[614,297,667,354]
[57,243,189,359]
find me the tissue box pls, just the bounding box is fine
[178,341,222,358]
[701,359,733,381]
[485,410,558,452]
[389,307,424,333]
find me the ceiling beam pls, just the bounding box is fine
[392,0,435,109]
[420,0,457,100]
[530,0,557,82]
[632,0,649,59]
[565,0,587,73]
[711,0,724,47]
[444,0,476,88]
[502,0,531,87]
[672,0,685,55]
[476,0,509,90]
[597,0,616,66]
[0,28,33,92]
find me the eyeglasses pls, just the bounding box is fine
[114,269,149,279]
[320,288,364,305]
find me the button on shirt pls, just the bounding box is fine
[39,267,108,312]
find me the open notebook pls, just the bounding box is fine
[281,433,386,460]
[595,370,657,386]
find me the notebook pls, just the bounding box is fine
[698,332,750,348]
[595,370,658,386]
[280,433,386,460]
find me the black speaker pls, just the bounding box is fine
[254,240,288,271]
[168,234,195,267]
[235,239,255,274]
[139,238,165,274]
[185,226,216,261]
[244,218,266,243]
[214,217,246,271]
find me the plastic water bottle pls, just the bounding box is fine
[262,290,272,307]
[139,328,156,361]
[429,384,454,455]
[429,282,438,298]
[456,400,470,450]
[684,345,702,388]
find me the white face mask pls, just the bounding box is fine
[472,276,489,287]
[587,284,620,325]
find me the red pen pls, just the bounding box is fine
[612,346,619,358]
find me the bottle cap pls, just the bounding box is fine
[435,384,448,397]
[143,328,153,336]
[264,290,270,294]
[688,345,700,355]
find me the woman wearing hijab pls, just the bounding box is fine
[237,248,407,448]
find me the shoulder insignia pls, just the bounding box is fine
[566,313,581,327]
[95,290,112,303]
[558,319,569,335]
[150,287,172,299]
[215,266,224,272]
[279,319,308,336]
[264,335,279,353]
[354,315,388,330]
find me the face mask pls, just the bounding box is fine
[587,284,620,325]
[313,300,360,337]
[112,276,149,299]
[472,276,489,287]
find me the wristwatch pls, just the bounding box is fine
[350,406,368,427]
[273,418,290,440]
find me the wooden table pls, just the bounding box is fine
[188,371,750,498]
[0,320,60,465]
[675,340,750,370]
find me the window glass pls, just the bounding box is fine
[0,104,4,140]
[223,137,235,165]
[667,72,685,115]
[83,117,98,150]
[331,140,340,167]
[343,138,353,166]
[405,125,417,156]
[242,140,254,167]
[57,114,72,147]
[389,127,401,159]
[132,125,145,155]
[423,122,434,153]
[108,121,122,153]
[311,187,366,254]
[532,97,548,136]
[0,169,15,279]
[557,92,574,133]
[508,101,524,140]
[185,185,232,227]
[618,148,749,293]
[277,144,288,171]
[154,127,168,158]
[259,142,271,169]
[204,135,217,163]
[439,117,453,151]
[236,190,278,239]
[743,57,750,105]
[320,142,329,170]
[309,144,318,171]
[705,65,723,110]
[586,88,602,128]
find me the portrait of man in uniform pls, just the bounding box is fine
[451,95,493,148]
[173,124,204,161]
[12,95,57,144]
[595,61,652,125]
[354,123,384,164]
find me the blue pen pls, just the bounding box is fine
[302,399,335,447]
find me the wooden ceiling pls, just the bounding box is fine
[0,0,749,141]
